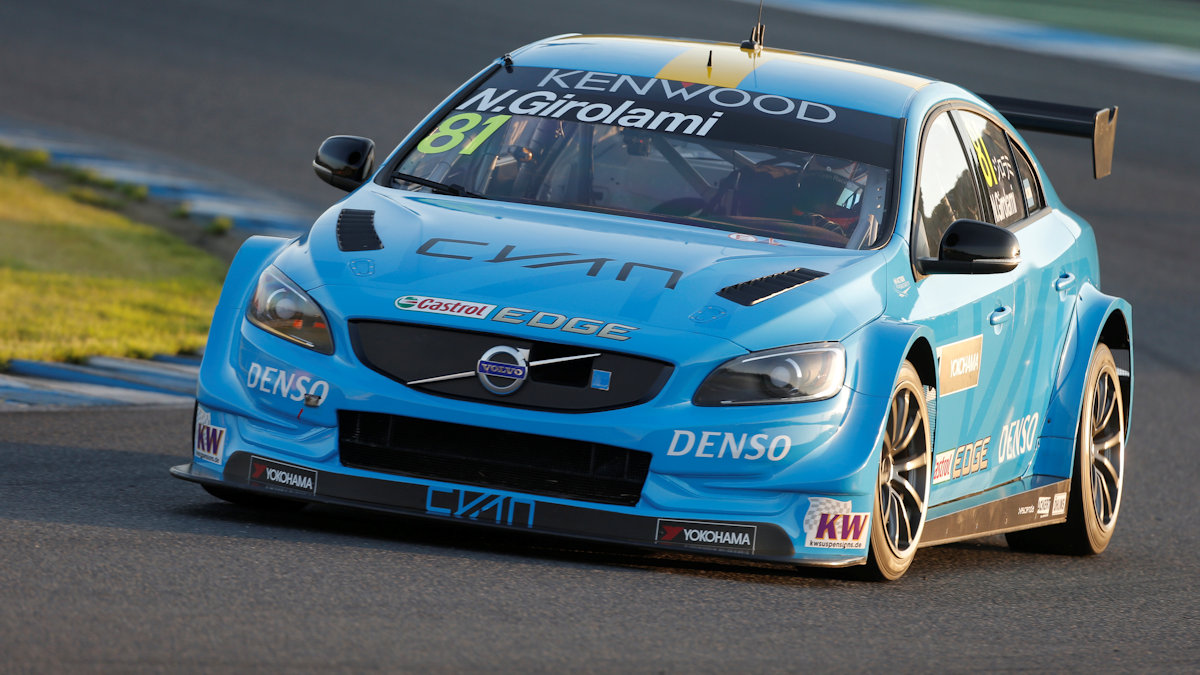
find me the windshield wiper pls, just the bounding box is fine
[390,171,486,199]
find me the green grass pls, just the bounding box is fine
[0,160,225,365]
[905,0,1200,49]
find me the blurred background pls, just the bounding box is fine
[1,1,1197,670]
[4,0,1194,358]
[1,0,1195,212]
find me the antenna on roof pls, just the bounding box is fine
[740,0,766,52]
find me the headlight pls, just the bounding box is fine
[694,343,845,406]
[246,265,334,354]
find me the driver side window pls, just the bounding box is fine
[914,112,983,259]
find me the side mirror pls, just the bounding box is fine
[919,219,1020,274]
[313,135,375,191]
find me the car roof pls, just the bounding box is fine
[509,34,937,119]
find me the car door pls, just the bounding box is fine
[905,108,1021,504]
[951,110,1079,482]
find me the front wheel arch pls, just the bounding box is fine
[855,360,932,581]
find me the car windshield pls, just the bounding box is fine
[390,66,898,249]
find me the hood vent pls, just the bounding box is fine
[336,209,382,251]
[717,267,827,306]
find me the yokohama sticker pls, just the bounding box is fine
[656,519,756,553]
[248,456,317,495]
[803,497,869,549]
[937,335,983,395]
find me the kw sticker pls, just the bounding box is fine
[803,497,869,550]
[194,407,226,465]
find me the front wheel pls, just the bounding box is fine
[1007,343,1125,554]
[859,361,931,581]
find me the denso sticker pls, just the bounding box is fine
[194,407,225,465]
[245,362,329,405]
[667,430,792,462]
[803,497,869,550]
[997,412,1040,463]
[395,295,496,319]
[656,519,756,553]
[248,456,317,494]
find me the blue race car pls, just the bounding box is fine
[172,33,1132,580]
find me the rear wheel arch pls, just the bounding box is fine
[1039,285,1132,451]
[1098,309,1133,443]
[1007,341,1125,554]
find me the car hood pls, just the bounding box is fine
[275,187,889,351]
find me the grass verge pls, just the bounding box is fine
[0,158,225,366]
[905,0,1200,50]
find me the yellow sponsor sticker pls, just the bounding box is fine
[656,45,773,88]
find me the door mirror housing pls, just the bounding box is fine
[313,135,375,191]
[919,219,1021,274]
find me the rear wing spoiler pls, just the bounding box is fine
[981,94,1118,179]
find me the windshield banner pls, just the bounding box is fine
[455,67,898,167]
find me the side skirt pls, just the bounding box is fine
[921,479,1070,547]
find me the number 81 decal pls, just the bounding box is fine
[416,113,511,155]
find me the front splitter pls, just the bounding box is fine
[171,451,868,568]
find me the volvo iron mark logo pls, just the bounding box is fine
[476,346,529,395]
[406,344,600,394]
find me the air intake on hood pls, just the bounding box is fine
[717,267,827,306]
[336,209,382,251]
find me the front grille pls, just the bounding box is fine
[338,410,651,506]
[350,320,673,412]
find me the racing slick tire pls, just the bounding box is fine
[857,361,932,581]
[202,483,308,511]
[1006,343,1125,555]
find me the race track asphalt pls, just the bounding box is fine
[1,0,1198,671]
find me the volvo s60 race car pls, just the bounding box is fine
[172,34,1132,579]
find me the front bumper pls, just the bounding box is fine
[178,368,888,567]
[181,239,892,567]
[171,452,818,563]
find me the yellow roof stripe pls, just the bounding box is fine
[655,45,774,88]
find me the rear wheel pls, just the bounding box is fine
[860,361,931,581]
[1006,343,1125,554]
[202,483,307,511]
